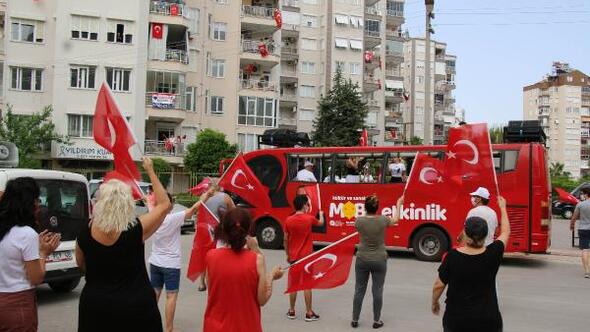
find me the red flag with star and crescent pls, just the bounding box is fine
[303,184,321,217]
[403,152,453,203]
[286,232,358,293]
[444,123,498,198]
[152,23,163,39]
[187,204,220,282]
[217,153,271,208]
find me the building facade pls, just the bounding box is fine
[402,37,457,145]
[523,62,590,178]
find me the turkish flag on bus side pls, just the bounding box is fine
[187,204,220,281]
[286,232,358,293]
[217,153,271,208]
[444,123,498,197]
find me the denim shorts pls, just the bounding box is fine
[579,229,590,250]
[149,264,180,292]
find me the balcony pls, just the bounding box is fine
[386,9,404,26]
[365,0,380,8]
[145,92,187,122]
[282,24,299,38]
[145,139,186,157]
[364,28,382,48]
[150,1,184,16]
[384,69,403,81]
[281,45,299,60]
[165,49,189,64]
[364,98,380,109]
[281,0,300,11]
[278,115,297,129]
[280,65,298,83]
[363,75,380,92]
[385,49,403,63]
[385,89,404,102]
[280,92,298,106]
[240,79,278,92]
[385,30,405,42]
[241,5,277,28]
[365,7,382,20]
[241,40,280,64]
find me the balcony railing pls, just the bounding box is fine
[241,5,275,18]
[386,9,404,17]
[165,49,189,64]
[281,67,297,77]
[385,89,404,98]
[241,40,277,55]
[364,29,381,38]
[145,140,185,157]
[146,92,186,110]
[366,7,382,16]
[386,30,404,40]
[281,46,299,56]
[280,93,298,103]
[386,49,403,57]
[150,1,184,16]
[282,24,299,33]
[240,79,278,92]
[385,69,402,78]
[279,117,297,127]
[281,0,300,7]
[364,75,379,85]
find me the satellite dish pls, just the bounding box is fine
[0,142,19,168]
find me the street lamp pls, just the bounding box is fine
[424,0,434,145]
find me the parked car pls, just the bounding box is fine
[89,179,195,233]
[552,184,590,219]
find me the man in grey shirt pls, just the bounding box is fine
[570,187,590,278]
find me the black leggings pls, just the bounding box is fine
[352,259,387,322]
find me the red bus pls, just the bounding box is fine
[223,143,551,261]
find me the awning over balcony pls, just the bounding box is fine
[335,38,348,48]
[335,15,348,24]
[349,39,363,50]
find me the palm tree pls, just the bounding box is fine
[409,136,423,146]
[550,162,571,178]
[488,126,504,144]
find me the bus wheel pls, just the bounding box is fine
[412,227,448,262]
[256,218,283,249]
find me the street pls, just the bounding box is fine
[37,219,589,332]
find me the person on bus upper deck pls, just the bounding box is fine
[388,157,407,183]
[466,187,498,246]
[296,161,318,182]
[346,157,364,183]
[570,187,590,278]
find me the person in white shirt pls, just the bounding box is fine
[388,157,406,183]
[149,191,212,332]
[296,161,318,182]
[0,177,60,331]
[466,187,498,246]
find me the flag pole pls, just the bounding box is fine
[283,232,359,271]
[403,152,419,195]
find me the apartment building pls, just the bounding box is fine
[523,62,590,178]
[402,37,457,145]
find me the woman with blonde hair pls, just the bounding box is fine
[76,157,171,332]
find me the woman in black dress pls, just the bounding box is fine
[431,196,510,332]
[76,157,172,332]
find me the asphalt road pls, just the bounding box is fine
[37,219,589,332]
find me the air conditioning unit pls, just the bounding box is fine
[292,106,297,112]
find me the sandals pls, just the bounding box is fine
[373,321,384,329]
[197,285,207,292]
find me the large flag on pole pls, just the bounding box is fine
[403,152,451,202]
[217,153,271,208]
[187,204,220,281]
[359,129,369,146]
[286,232,358,293]
[93,83,142,199]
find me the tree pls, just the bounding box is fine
[312,67,368,146]
[489,126,504,144]
[550,162,571,178]
[184,129,237,174]
[408,136,423,145]
[0,105,67,168]
[142,158,172,187]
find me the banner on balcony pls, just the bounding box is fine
[152,23,163,39]
[274,9,282,29]
[151,93,176,109]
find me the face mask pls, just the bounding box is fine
[470,197,479,206]
[581,195,587,201]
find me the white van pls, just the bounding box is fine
[0,169,90,292]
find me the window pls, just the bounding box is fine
[301,61,316,74]
[107,20,133,44]
[349,39,362,50]
[301,38,317,50]
[11,18,44,43]
[300,85,315,98]
[106,68,131,92]
[365,19,380,34]
[335,14,348,25]
[216,0,229,3]
[185,87,196,111]
[146,71,186,93]
[416,75,424,84]
[67,115,93,138]
[212,22,226,41]
[238,133,258,152]
[210,96,224,114]
[10,67,42,91]
[335,61,345,72]
[238,96,277,127]
[71,15,99,40]
[70,66,96,89]
[302,15,318,28]
[349,62,361,75]
[299,109,315,121]
[209,59,225,77]
[492,150,519,173]
[335,38,348,48]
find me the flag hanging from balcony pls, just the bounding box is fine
[403,91,410,102]
[364,51,373,63]
[152,23,163,39]
[258,42,269,57]
[359,129,369,146]
[273,9,282,29]
[170,3,180,16]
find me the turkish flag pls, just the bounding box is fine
[170,3,179,16]
[273,9,282,29]
[404,152,449,202]
[187,204,220,281]
[286,232,358,293]
[444,123,498,197]
[189,178,212,196]
[218,153,271,208]
[94,83,142,199]
[152,23,163,39]
[555,187,579,205]
[303,184,321,216]
[359,129,369,146]
[364,50,373,63]
[258,42,269,57]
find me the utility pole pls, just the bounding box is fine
[424,0,435,145]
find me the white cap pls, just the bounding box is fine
[304,161,314,167]
[470,187,490,200]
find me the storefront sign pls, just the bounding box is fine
[52,141,113,160]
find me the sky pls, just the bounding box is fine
[402,0,590,126]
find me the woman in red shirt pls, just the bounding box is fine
[203,208,284,332]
